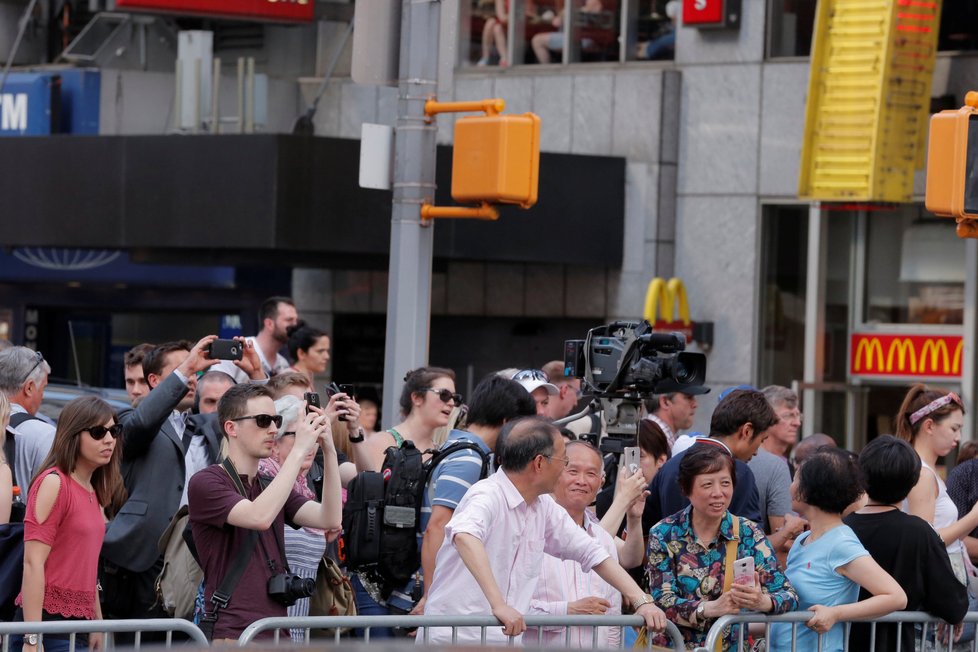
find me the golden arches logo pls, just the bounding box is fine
[852,335,964,376]
[644,277,690,325]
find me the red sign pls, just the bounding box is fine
[115,0,313,22]
[682,0,725,26]
[850,333,963,379]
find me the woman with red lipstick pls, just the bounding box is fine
[13,396,126,652]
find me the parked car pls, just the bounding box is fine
[37,381,131,423]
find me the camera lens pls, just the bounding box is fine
[674,362,694,383]
[292,576,316,598]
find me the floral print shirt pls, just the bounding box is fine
[645,506,798,650]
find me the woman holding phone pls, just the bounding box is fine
[645,445,797,650]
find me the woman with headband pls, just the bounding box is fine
[895,384,978,589]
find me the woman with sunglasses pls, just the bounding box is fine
[895,385,978,590]
[349,366,459,637]
[0,392,12,524]
[14,396,126,652]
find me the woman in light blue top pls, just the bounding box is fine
[771,447,906,652]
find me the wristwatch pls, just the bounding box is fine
[348,426,365,443]
[24,634,39,646]
[695,601,707,622]
[633,593,655,609]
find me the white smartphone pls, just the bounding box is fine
[732,556,755,587]
[622,446,640,474]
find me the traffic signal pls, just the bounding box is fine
[925,91,978,237]
[451,113,541,209]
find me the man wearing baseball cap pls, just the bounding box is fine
[643,378,711,451]
[512,369,560,416]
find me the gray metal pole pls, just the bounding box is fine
[381,0,440,428]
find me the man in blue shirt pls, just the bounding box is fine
[643,388,777,534]
[414,374,536,613]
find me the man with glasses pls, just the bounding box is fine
[188,382,342,642]
[760,385,802,476]
[421,416,667,644]
[0,346,54,495]
[101,336,265,628]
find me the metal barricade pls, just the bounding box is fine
[237,614,686,649]
[693,610,978,652]
[0,619,209,651]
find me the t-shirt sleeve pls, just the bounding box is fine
[188,467,246,528]
[431,451,484,510]
[828,526,869,570]
[284,485,312,522]
[24,470,66,546]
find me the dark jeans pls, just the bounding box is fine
[97,556,171,645]
[350,575,394,639]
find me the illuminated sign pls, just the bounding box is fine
[681,0,740,28]
[115,0,313,22]
[850,333,963,379]
[644,277,697,343]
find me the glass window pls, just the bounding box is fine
[863,205,964,325]
[758,205,808,387]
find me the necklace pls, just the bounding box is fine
[71,472,95,503]
[864,503,898,510]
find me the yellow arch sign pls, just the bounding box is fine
[643,277,691,325]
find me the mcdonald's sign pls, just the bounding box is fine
[850,333,963,379]
[643,277,713,347]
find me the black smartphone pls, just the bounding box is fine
[325,383,353,421]
[206,339,242,360]
[338,384,355,397]
[304,392,321,414]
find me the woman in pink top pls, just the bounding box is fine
[15,396,126,652]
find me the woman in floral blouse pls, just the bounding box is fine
[645,444,798,650]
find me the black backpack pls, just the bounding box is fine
[342,438,490,591]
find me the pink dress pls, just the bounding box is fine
[15,468,105,619]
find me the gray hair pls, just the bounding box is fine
[496,416,558,472]
[274,394,304,439]
[0,347,51,396]
[761,385,798,410]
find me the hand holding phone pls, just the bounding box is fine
[304,392,321,415]
[205,339,243,361]
[622,446,640,475]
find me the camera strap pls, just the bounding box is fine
[202,459,261,637]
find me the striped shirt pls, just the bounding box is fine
[283,525,327,642]
[419,429,492,535]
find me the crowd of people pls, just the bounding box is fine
[0,295,976,650]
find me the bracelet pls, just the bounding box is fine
[348,427,365,444]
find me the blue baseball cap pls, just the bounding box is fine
[718,384,757,402]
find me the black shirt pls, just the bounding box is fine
[844,509,968,652]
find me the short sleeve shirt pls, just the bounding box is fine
[419,429,491,534]
[770,525,869,652]
[188,465,310,640]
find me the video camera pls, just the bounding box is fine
[561,320,706,454]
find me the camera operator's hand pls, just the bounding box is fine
[178,335,220,378]
[233,337,266,380]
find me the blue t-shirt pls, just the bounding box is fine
[419,429,492,535]
[770,524,869,652]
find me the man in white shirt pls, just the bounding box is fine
[216,296,297,383]
[527,440,646,647]
[421,417,665,644]
[0,346,54,492]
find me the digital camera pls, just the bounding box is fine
[267,573,315,606]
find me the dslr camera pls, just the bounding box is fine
[267,573,316,607]
[563,320,707,453]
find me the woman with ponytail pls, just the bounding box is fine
[895,384,978,587]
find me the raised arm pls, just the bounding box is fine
[293,418,343,532]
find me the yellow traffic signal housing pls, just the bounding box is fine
[925,92,978,237]
[451,113,541,209]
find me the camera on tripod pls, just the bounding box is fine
[562,320,707,454]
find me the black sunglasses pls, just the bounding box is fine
[81,424,124,440]
[20,350,44,384]
[230,414,283,429]
[423,388,463,405]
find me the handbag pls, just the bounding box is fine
[0,522,25,621]
[634,517,739,652]
[308,554,356,637]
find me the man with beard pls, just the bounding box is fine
[217,296,298,383]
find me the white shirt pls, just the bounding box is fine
[8,403,56,495]
[421,470,611,645]
[527,509,622,647]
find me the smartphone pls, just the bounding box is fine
[732,556,755,587]
[206,339,242,361]
[325,383,353,421]
[622,446,640,474]
[304,392,321,415]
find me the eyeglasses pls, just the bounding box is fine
[80,424,124,440]
[20,350,44,384]
[424,388,463,405]
[513,369,549,382]
[230,414,283,429]
[543,454,570,467]
[778,410,803,423]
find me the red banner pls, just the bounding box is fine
[850,333,963,378]
[115,0,313,22]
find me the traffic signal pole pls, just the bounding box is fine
[381,0,440,428]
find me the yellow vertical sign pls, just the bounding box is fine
[798,0,942,202]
